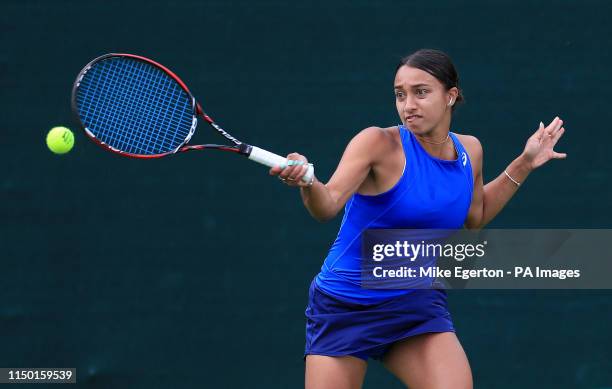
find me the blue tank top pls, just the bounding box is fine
[314,125,474,304]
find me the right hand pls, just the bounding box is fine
[269,152,314,187]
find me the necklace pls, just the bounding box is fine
[415,132,450,145]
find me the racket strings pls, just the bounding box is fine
[90,59,188,152]
[81,61,151,151]
[76,57,195,155]
[81,62,161,153]
[104,60,190,153]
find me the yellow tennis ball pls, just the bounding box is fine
[46,126,74,154]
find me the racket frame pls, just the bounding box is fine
[72,53,314,182]
[72,53,242,159]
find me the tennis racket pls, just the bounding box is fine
[71,53,314,183]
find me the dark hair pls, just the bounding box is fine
[396,49,464,110]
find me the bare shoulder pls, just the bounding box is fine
[454,132,482,150]
[354,126,395,142]
[454,132,483,162]
[350,126,398,154]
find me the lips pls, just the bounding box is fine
[405,115,422,122]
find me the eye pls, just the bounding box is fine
[395,91,405,99]
[416,88,429,97]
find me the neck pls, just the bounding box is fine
[412,115,455,158]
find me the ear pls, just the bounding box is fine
[447,87,459,106]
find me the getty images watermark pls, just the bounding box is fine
[361,229,606,289]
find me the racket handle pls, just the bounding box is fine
[247,146,315,184]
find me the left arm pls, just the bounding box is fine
[464,117,567,229]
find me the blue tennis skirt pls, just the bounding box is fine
[304,279,455,361]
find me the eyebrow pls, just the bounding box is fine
[394,83,431,89]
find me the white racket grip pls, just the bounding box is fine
[248,146,315,184]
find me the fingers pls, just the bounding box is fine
[552,127,565,143]
[543,118,567,160]
[536,121,546,140]
[544,117,563,138]
[283,160,307,181]
[543,118,566,152]
[269,166,282,176]
[545,117,558,130]
[276,153,309,186]
[289,162,306,180]
[551,118,563,136]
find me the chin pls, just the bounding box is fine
[404,122,429,134]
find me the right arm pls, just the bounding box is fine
[270,127,392,222]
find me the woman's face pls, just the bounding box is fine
[394,65,457,134]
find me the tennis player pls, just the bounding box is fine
[270,49,566,389]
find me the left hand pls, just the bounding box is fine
[522,116,567,170]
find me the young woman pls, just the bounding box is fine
[270,49,567,389]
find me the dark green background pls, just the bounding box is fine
[2,0,611,388]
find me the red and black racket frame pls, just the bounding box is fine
[71,53,254,159]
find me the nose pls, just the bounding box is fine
[402,95,417,114]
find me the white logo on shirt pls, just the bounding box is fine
[461,152,467,167]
